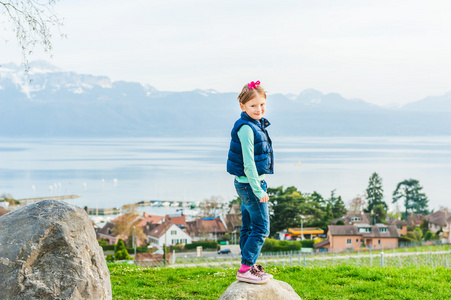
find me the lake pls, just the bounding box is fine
[0,136,450,212]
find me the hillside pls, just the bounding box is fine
[1,61,450,137]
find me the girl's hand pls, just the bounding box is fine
[260,195,269,203]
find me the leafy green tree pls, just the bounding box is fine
[268,186,307,236]
[228,196,241,208]
[424,231,434,241]
[267,186,284,197]
[310,191,327,207]
[404,228,423,243]
[336,220,345,225]
[114,239,131,260]
[372,204,387,224]
[365,172,388,212]
[435,227,443,238]
[267,187,346,236]
[0,193,19,205]
[97,239,109,247]
[327,190,347,219]
[392,179,429,218]
[222,233,231,241]
[301,194,328,231]
[324,202,333,223]
[419,219,429,235]
[105,254,114,261]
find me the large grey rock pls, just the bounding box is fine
[0,200,112,300]
[219,279,301,300]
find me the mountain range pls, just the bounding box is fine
[1,61,450,137]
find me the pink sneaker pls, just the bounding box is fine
[254,264,273,279]
[236,265,270,284]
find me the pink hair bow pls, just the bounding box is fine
[248,80,261,89]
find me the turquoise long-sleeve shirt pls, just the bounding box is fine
[235,125,268,200]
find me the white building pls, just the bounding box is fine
[147,221,192,248]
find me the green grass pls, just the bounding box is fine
[109,264,451,300]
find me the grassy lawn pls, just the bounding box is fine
[109,264,451,300]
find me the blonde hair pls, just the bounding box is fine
[237,83,266,105]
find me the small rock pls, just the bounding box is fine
[219,279,301,300]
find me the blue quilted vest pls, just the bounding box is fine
[227,112,274,176]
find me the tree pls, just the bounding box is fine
[114,239,131,260]
[404,228,423,243]
[0,193,19,205]
[199,196,224,217]
[365,172,388,212]
[228,196,241,208]
[419,219,429,235]
[268,186,345,235]
[112,204,146,247]
[327,190,347,219]
[347,194,366,213]
[424,230,434,241]
[221,233,231,241]
[392,179,429,218]
[372,204,387,224]
[268,186,330,235]
[268,186,307,236]
[1,1,64,68]
[304,194,327,227]
[310,191,327,207]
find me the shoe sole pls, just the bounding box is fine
[236,276,270,284]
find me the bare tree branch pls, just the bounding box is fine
[1,0,64,70]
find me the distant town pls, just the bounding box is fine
[1,177,450,264]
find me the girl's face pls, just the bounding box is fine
[240,95,266,120]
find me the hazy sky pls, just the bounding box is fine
[2,0,451,106]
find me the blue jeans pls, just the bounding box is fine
[234,179,270,266]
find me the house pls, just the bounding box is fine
[406,213,424,228]
[97,212,160,246]
[147,221,192,248]
[426,210,448,233]
[386,215,408,236]
[224,213,241,233]
[143,212,164,225]
[96,222,122,245]
[187,217,227,241]
[332,212,371,225]
[332,212,408,236]
[164,214,187,231]
[426,210,451,243]
[228,204,240,215]
[314,224,399,253]
[0,206,10,217]
[224,204,242,233]
[222,204,242,244]
[141,213,165,236]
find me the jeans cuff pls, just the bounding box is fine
[241,259,253,267]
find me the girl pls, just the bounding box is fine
[227,80,274,284]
